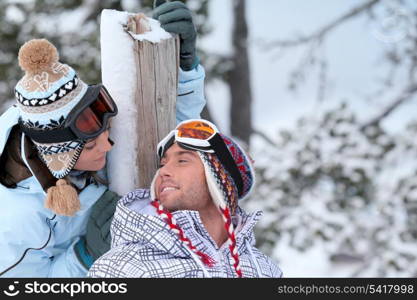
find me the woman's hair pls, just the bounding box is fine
[87,171,109,186]
[0,126,31,188]
[0,173,17,188]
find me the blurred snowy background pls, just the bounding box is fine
[1,0,417,277]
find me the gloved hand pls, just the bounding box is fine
[153,0,199,71]
[74,190,120,269]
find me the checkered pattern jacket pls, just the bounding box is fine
[88,189,282,278]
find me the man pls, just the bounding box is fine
[0,1,205,277]
[89,119,282,278]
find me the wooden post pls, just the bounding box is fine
[128,14,179,188]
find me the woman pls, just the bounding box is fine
[0,1,205,277]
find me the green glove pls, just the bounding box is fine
[153,0,199,71]
[84,190,120,261]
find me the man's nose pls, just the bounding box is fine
[158,161,173,177]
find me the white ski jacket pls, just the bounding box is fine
[88,189,283,278]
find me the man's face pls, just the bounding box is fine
[155,143,212,212]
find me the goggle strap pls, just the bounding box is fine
[177,142,213,153]
[210,134,244,197]
[19,122,78,144]
[158,134,175,158]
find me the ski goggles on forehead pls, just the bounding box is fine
[157,119,219,157]
[157,119,244,196]
[21,84,118,143]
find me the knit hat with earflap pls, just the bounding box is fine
[150,131,255,277]
[16,38,89,179]
[15,39,90,216]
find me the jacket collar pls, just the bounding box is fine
[116,193,262,257]
[172,206,263,251]
[0,125,32,187]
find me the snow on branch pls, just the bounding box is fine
[253,128,278,147]
[264,0,381,50]
[361,82,417,129]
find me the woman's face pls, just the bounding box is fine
[74,130,112,171]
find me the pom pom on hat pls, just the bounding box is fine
[45,179,80,216]
[18,39,59,75]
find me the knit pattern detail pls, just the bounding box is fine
[204,152,242,277]
[15,74,79,107]
[220,133,254,199]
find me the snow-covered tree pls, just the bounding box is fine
[244,103,417,276]
[0,0,211,111]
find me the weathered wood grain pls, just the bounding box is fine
[129,16,179,188]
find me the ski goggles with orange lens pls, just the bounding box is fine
[21,84,118,143]
[157,119,244,196]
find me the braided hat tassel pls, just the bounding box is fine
[151,200,215,267]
